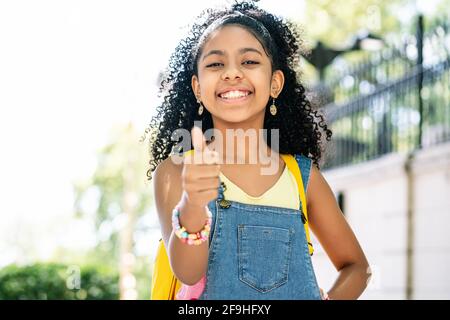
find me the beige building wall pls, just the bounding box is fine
[311,142,450,300]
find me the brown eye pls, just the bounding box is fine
[243,60,259,65]
[206,62,223,68]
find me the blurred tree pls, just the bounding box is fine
[302,0,402,48]
[297,0,422,83]
[296,0,450,83]
[73,123,154,299]
[0,263,119,300]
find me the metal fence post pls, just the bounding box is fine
[417,15,424,150]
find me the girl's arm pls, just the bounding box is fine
[153,155,210,286]
[307,164,371,300]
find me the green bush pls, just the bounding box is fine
[0,263,119,300]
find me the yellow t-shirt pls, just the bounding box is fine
[182,149,300,209]
[219,163,300,210]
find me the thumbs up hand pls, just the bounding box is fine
[180,126,221,209]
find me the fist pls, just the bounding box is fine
[181,126,221,208]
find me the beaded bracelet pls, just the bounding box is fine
[172,204,212,246]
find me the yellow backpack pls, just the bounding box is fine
[150,153,313,299]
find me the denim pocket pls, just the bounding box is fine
[238,225,292,293]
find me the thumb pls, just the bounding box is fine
[191,126,207,152]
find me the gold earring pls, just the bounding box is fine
[270,97,277,116]
[197,100,204,116]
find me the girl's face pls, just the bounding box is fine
[192,25,284,126]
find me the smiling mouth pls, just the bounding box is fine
[217,90,252,101]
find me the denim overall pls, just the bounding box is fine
[199,154,322,300]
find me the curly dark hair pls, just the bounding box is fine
[143,0,332,180]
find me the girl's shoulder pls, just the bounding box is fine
[152,153,185,181]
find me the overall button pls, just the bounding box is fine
[218,181,231,209]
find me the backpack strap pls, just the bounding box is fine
[280,154,314,256]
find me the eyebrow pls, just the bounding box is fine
[202,47,263,61]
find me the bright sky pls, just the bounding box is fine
[0,0,307,267]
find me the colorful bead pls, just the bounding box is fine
[172,205,212,246]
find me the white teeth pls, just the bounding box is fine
[220,90,250,99]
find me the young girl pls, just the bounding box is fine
[147,1,370,300]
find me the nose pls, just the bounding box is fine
[221,63,244,81]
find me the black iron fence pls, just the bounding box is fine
[321,15,450,170]
[323,16,449,104]
[324,47,415,105]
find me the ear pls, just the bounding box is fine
[270,70,285,98]
[191,74,201,101]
